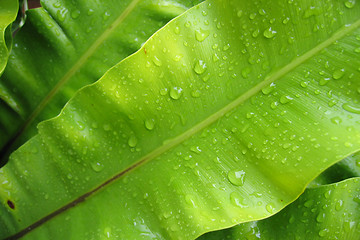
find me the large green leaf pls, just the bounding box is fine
[198,177,360,240]
[1,0,360,239]
[0,0,18,75]
[0,0,201,163]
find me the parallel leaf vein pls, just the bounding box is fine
[7,16,360,240]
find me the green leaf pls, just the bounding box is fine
[198,177,360,240]
[0,0,200,163]
[1,0,360,239]
[309,151,360,187]
[0,0,18,75]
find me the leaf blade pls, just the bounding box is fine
[1,0,360,239]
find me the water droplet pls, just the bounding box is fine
[342,103,360,114]
[241,67,251,78]
[71,10,80,19]
[170,87,183,100]
[353,195,360,204]
[332,69,345,79]
[230,192,248,208]
[103,12,111,20]
[319,78,331,86]
[185,194,196,207]
[280,95,293,104]
[191,90,201,98]
[103,124,111,131]
[213,53,220,62]
[173,54,183,62]
[145,119,155,130]
[282,17,290,24]
[237,10,243,17]
[195,28,210,42]
[153,56,162,66]
[263,27,277,38]
[87,9,94,16]
[335,199,344,211]
[223,43,230,51]
[128,136,138,147]
[91,162,104,172]
[57,9,67,22]
[304,199,314,208]
[160,88,168,96]
[354,47,360,53]
[227,169,246,186]
[300,81,309,88]
[250,28,259,38]
[266,203,275,213]
[316,212,325,223]
[258,9,266,15]
[344,0,355,8]
[303,6,322,18]
[330,116,342,124]
[193,60,207,75]
[318,228,329,237]
[328,99,337,107]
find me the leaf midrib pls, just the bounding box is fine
[2,0,141,159]
[7,17,360,240]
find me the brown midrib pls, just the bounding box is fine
[5,12,360,240]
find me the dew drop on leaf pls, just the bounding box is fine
[230,192,248,208]
[330,116,342,125]
[169,87,183,100]
[159,88,168,96]
[237,10,243,17]
[353,196,360,204]
[344,0,356,8]
[318,228,329,237]
[191,90,201,98]
[227,169,246,186]
[71,10,80,19]
[342,103,360,114]
[185,194,196,207]
[144,119,155,130]
[91,162,104,172]
[193,60,207,75]
[335,199,344,211]
[263,27,277,38]
[332,69,345,79]
[265,203,275,213]
[280,95,293,104]
[153,56,162,66]
[316,212,326,223]
[128,136,138,147]
[195,28,210,42]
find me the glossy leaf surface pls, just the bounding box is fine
[0,0,18,75]
[1,0,360,239]
[0,0,200,163]
[199,177,360,240]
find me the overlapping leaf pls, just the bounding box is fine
[0,0,201,163]
[199,177,360,240]
[1,0,360,239]
[0,0,18,75]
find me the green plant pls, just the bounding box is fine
[0,0,359,239]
